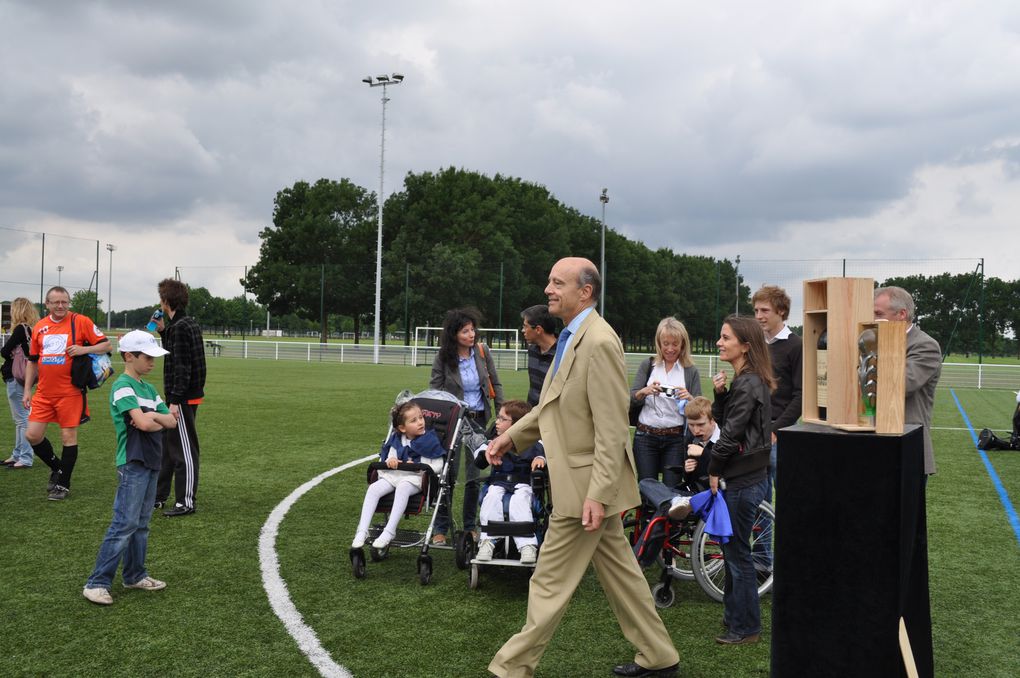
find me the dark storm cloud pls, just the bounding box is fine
[2,0,1020,308]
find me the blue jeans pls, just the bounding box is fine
[721,478,768,637]
[5,379,33,465]
[633,430,685,489]
[86,462,159,589]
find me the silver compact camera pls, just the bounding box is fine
[658,386,682,398]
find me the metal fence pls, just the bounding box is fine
[186,339,1018,391]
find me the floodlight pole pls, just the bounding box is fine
[57,265,64,286]
[364,73,404,364]
[106,244,116,330]
[734,254,741,315]
[599,188,609,317]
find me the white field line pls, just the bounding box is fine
[259,454,376,678]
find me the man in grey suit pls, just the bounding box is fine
[486,257,678,678]
[874,286,942,476]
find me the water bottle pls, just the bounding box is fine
[146,310,163,332]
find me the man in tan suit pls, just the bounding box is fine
[486,258,679,678]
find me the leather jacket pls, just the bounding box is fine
[708,372,772,480]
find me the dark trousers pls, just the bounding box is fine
[633,430,685,489]
[435,415,484,535]
[721,478,768,636]
[156,404,200,509]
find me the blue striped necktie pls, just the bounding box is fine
[552,329,572,376]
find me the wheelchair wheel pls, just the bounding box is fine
[350,548,366,579]
[651,582,675,609]
[418,554,433,586]
[692,500,775,603]
[369,545,388,562]
[468,563,480,590]
[454,531,475,570]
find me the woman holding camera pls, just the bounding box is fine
[629,317,701,488]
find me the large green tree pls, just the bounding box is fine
[70,289,102,323]
[243,179,376,342]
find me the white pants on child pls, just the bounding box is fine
[479,483,536,549]
[355,478,419,540]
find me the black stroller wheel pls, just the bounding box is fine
[418,554,433,585]
[350,549,366,579]
[370,545,388,562]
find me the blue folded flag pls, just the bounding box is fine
[689,489,733,544]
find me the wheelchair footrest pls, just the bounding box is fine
[485,520,536,537]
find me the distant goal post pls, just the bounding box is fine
[413,326,521,371]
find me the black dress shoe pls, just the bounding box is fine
[163,504,195,517]
[612,662,679,677]
[715,630,760,645]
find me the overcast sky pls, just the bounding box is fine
[2,0,1018,322]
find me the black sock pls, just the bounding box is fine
[58,445,79,489]
[32,438,61,473]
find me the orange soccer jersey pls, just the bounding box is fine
[30,313,107,398]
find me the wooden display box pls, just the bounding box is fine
[837,320,907,434]
[802,277,874,427]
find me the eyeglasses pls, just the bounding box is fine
[496,415,513,423]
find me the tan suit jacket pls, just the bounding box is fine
[490,308,677,677]
[506,308,640,516]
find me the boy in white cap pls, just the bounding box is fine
[83,330,178,605]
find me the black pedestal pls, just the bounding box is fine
[771,424,933,678]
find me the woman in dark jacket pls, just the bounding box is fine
[629,317,701,488]
[1,298,40,468]
[708,314,775,645]
[429,308,504,543]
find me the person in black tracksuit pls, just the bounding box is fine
[153,279,207,517]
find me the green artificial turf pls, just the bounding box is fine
[0,358,1016,677]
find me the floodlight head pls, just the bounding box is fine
[362,77,373,84]
[392,73,404,81]
[376,74,390,82]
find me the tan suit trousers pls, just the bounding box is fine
[488,511,678,677]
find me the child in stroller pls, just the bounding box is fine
[473,400,546,565]
[352,401,446,550]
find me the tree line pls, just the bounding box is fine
[242,168,747,349]
[36,168,1003,355]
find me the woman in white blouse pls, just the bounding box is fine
[629,317,702,488]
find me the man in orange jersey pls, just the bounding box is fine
[22,286,111,501]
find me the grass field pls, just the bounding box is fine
[1,358,1018,677]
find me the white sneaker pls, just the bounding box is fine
[123,576,166,591]
[83,587,113,605]
[372,531,394,549]
[351,531,368,549]
[668,495,692,521]
[519,545,538,565]
[476,539,495,562]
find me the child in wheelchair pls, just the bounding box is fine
[634,397,719,565]
[472,400,546,565]
[352,401,446,550]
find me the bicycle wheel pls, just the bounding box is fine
[692,500,775,603]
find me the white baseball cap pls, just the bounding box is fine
[119,330,170,357]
